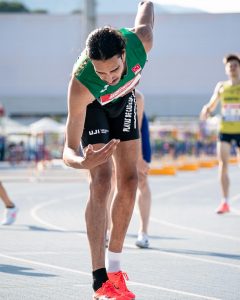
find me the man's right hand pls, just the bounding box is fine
[82,139,120,169]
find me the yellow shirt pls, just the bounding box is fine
[219,82,240,133]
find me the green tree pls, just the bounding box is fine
[0,1,29,13]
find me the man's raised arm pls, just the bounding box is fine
[134,1,154,53]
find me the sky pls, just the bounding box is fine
[153,0,240,14]
[14,0,240,14]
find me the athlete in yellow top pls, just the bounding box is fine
[200,54,240,214]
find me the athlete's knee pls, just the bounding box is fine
[219,159,228,169]
[90,168,112,195]
[119,171,138,192]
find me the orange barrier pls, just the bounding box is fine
[149,165,177,176]
[229,157,238,164]
[199,160,216,168]
[177,163,199,171]
[149,155,239,176]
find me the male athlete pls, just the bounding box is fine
[200,54,240,214]
[63,1,154,299]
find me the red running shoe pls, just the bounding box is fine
[93,280,130,300]
[108,271,135,300]
[216,202,230,214]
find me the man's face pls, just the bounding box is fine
[225,59,240,78]
[92,52,126,86]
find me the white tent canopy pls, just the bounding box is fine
[0,116,30,135]
[29,117,65,134]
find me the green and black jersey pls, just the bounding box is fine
[73,28,147,106]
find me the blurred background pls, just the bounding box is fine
[0,0,239,169]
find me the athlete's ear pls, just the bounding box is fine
[121,50,126,63]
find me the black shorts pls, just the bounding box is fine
[219,133,240,148]
[81,91,139,148]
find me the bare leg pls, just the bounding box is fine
[137,173,151,234]
[0,182,14,207]
[85,144,113,271]
[106,139,140,300]
[109,140,139,253]
[217,141,231,199]
[106,159,116,233]
[1,181,18,225]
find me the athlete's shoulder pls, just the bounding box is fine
[73,49,91,79]
[120,28,145,50]
[214,81,225,94]
[68,77,94,108]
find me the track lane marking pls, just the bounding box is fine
[0,253,220,300]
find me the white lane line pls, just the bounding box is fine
[31,182,240,255]
[149,187,240,242]
[31,178,239,243]
[229,193,240,214]
[0,253,220,300]
[230,193,240,214]
[0,253,90,277]
[31,198,240,270]
[230,208,240,216]
[150,217,240,242]
[11,241,239,271]
[30,180,215,231]
[130,281,220,300]
[32,183,240,249]
[231,193,240,203]
[30,193,88,236]
[152,178,216,200]
[31,199,69,231]
[123,244,240,270]
[5,251,85,255]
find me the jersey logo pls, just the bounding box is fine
[131,64,141,75]
[89,129,109,135]
[99,73,141,105]
[100,84,109,93]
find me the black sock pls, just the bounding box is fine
[92,268,108,291]
[6,205,15,209]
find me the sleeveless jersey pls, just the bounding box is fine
[219,82,240,133]
[73,28,147,106]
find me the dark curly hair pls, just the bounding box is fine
[86,26,126,60]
